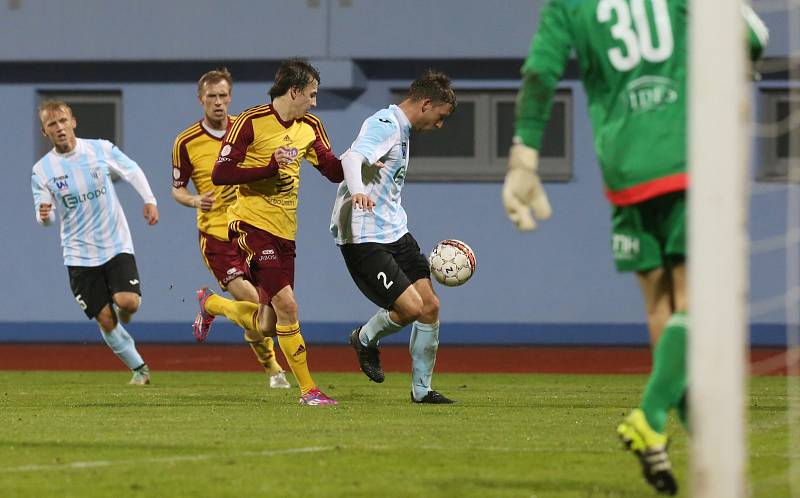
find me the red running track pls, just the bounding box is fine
[0,344,792,375]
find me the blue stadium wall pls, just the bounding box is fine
[0,1,791,346]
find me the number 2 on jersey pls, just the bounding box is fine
[597,0,673,71]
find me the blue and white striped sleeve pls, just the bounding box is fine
[350,116,399,166]
[31,166,55,225]
[106,141,157,205]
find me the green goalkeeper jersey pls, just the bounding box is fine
[516,0,769,205]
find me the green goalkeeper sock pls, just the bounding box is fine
[640,312,688,433]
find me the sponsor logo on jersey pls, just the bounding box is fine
[172,167,181,180]
[129,279,139,285]
[53,175,70,190]
[226,267,238,275]
[283,135,291,142]
[624,76,678,113]
[220,144,232,157]
[61,186,108,209]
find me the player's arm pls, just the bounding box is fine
[303,115,344,183]
[503,0,572,231]
[171,136,215,211]
[211,117,284,185]
[340,149,374,211]
[31,168,55,226]
[106,141,159,225]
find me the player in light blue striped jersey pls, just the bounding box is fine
[31,101,159,385]
[330,71,457,403]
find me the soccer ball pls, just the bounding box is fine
[429,239,476,287]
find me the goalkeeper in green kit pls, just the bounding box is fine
[503,0,768,494]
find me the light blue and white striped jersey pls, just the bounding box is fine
[330,105,411,244]
[31,139,151,267]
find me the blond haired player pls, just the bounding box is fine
[172,69,290,389]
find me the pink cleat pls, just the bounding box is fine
[192,288,216,342]
[299,388,338,406]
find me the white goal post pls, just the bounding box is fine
[688,0,751,497]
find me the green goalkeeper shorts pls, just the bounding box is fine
[611,191,686,273]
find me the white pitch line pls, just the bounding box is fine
[1,446,334,474]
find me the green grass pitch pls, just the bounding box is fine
[0,372,793,498]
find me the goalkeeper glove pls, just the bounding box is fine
[502,139,552,231]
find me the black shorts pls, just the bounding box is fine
[340,233,430,309]
[67,253,141,319]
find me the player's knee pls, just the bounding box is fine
[95,307,116,332]
[420,295,440,322]
[394,297,424,324]
[271,295,298,320]
[114,293,140,314]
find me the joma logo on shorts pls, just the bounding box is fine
[613,234,640,259]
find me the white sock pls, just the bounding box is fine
[409,321,439,400]
[100,322,145,370]
[359,308,405,347]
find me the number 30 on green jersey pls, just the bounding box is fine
[597,0,674,71]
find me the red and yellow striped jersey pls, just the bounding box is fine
[218,104,342,240]
[172,117,238,240]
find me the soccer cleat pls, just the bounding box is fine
[349,327,384,383]
[192,287,216,342]
[617,409,678,496]
[298,388,338,406]
[269,371,291,389]
[411,390,455,404]
[129,364,150,385]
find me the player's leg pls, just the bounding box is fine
[636,268,674,346]
[617,194,687,495]
[269,285,333,404]
[104,253,142,324]
[407,278,452,404]
[104,253,150,384]
[198,230,286,383]
[637,195,689,431]
[340,241,413,383]
[227,276,289,388]
[68,261,148,384]
[238,226,333,405]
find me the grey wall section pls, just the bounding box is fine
[0,0,791,343]
[0,0,790,61]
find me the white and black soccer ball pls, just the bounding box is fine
[429,239,476,287]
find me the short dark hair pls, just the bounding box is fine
[198,68,233,96]
[269,58,321,101]
[406,70,457,108]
